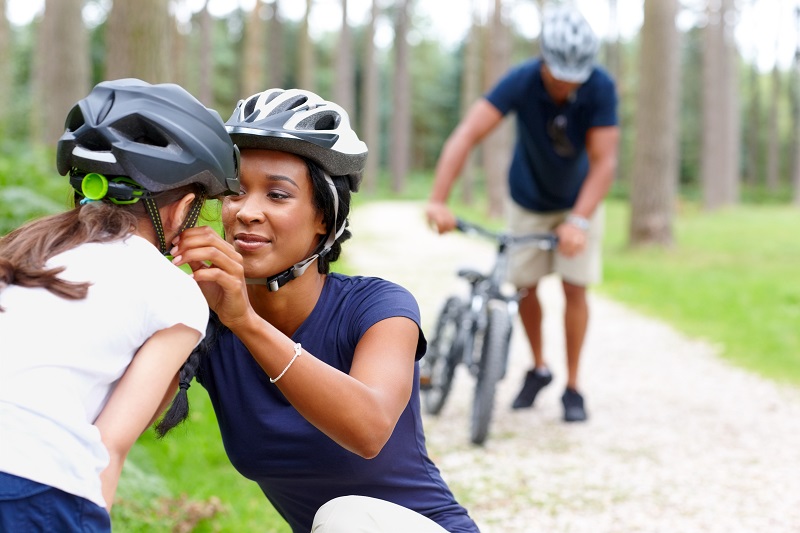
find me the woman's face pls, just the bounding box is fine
[222,149,326,278]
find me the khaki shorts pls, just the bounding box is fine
[506,200,604,288]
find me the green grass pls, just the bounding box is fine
[113,385,290,532]
[600,200,800,386]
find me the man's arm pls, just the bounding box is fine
[557,125,620,257]
[426,98,504,233]
[571,125,620,219]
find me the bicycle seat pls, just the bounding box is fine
[457,268,485,284]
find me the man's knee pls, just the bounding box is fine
[562,280,587,303]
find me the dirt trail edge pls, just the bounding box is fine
[345,200,800,533]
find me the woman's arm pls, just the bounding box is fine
[237,315,419,458]
[172,227,419,458]
[94,324,201,512]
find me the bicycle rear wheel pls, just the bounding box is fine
[421,296,465,415]
[470,301,513,445]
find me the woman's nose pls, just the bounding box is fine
[235,196,266,224]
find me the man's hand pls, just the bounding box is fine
[555,221,588,257]
[424,202,457,234]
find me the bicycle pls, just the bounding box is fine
[419,218,557,445]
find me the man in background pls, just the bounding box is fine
[425,4,619,422]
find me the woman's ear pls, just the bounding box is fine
[315,211,327,238]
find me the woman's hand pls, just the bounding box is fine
[171,226,253,329]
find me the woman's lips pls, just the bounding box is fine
[234,233,270,252]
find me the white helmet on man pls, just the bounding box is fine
[540,4,599,83]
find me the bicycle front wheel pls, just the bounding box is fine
[470,301,513,445]
[421,296,465,415]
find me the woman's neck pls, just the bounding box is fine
[248,272,327,337]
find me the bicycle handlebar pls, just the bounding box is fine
[455,218,558,250]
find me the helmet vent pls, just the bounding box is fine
[111,116,170,148]
[243,97,258,120]
[274,95,308,114]
[296,110,340,131]
[78,130,112,151]
[65,106,86,132]
[97,93,115,124]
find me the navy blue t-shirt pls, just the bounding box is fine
[485,58,618,212]
[198,273,479,533]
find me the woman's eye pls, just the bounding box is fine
[268,190,290,200]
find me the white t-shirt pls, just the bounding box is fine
[0,234,208,508]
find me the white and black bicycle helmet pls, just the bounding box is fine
[57,78,240,197]
[540,4,599,83]
[225,88,367,192]
[226,88,368,291]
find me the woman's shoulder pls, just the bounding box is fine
[326,272,413,298]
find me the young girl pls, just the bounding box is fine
[0,78,239,532]
[167,88,480,532]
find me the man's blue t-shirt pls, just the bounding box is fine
[197,273,479,533]
[485,58,618,212]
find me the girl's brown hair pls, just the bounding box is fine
[0,184,204,311]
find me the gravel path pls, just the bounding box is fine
[345,200,800,533]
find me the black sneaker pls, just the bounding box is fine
[511,369,552,409]
[561,388,587,422]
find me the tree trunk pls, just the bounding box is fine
[459,0,481,206]
[334,0,355,116]
[701,0,739,209]
[793,6,800,206]
[603,0,622,82]
[744,62,761,186]
[106,0,170,83]
[390,0,412,193]
[298,0,315,91]
[243,1,266,97]
[0,0,11,137]
[765,64,782,192]
[604,0,628,185]
[170,10,188,88]
[198,2,213,106]
[482,0,511,218]
[267,0,285,89]
[629,0,681,247]
[32,0,89,145]
[360,0,380,193]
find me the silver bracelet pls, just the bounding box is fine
[270,342,302,384]
[566,214,590,231]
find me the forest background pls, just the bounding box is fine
[0,0,798,531]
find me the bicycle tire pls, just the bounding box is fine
[470,301,512,445]
[421,296,465,415]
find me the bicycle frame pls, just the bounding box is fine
[420,218,557,445]
[454,219,556,377]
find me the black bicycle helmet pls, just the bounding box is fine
[57,78,240,197]
[540,5,599,83]
[225,88,367,192]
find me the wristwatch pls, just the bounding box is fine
[566,214,590,232]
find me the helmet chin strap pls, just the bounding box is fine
[143,190,206,256]
[245,174,343,292]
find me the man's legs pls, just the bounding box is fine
[562,280,588,391]
[519,285,544,369]
[511,284,554,409]
[561,280,589,422]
